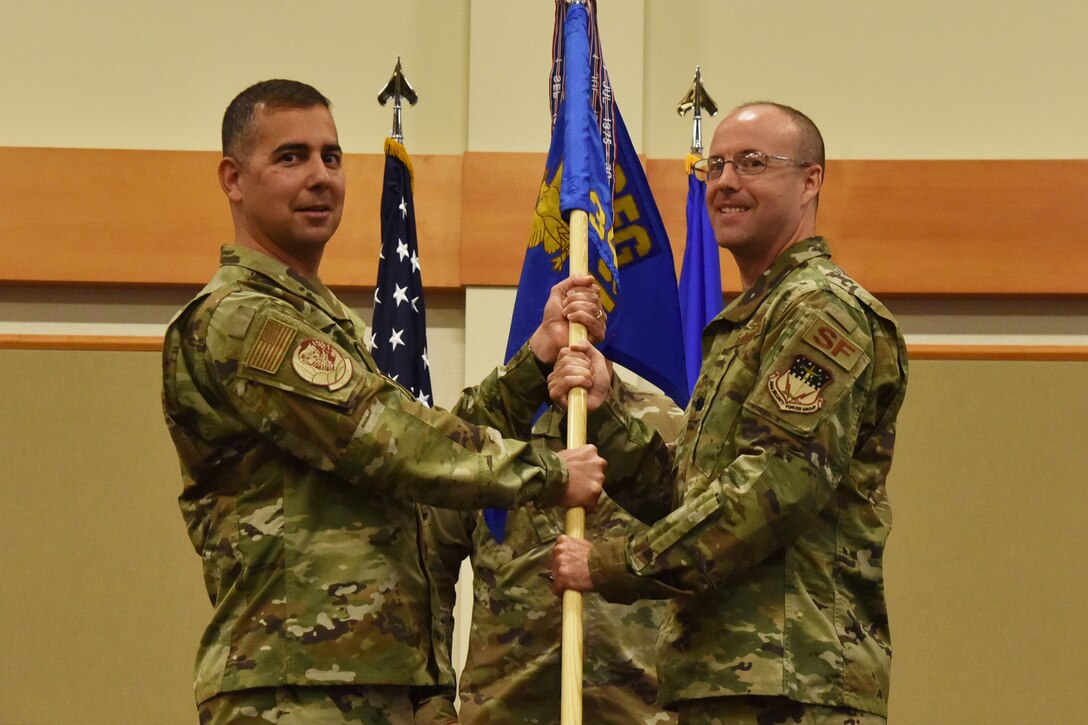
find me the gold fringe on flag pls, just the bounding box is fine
[685,152,702,175]
[384,138,415,191]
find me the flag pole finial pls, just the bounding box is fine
[377,56,419,143]
[677,65,718,155]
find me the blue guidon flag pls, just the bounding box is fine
[679,154,724,394]
[490,0,688,542]
[505,0,687,401]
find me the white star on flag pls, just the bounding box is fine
[389,328,405,351]
[410,252,420,273]
[396,239,409,261]
[393,284,409,306]
[399,197,408,218]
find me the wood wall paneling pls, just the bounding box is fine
[817,160,1088,295]
[2,147,1086,295]
[0,148,228,285]
[4,334,1087,361]
[0,147,463,290]
[459,152,542,286]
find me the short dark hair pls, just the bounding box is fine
[734,101,825,171]
[221,79,331,160]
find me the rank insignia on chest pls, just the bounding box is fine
[767,354,833,414]
[292,339,353,391]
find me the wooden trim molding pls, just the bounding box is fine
[3,335,1086,361]
[907,345,1088,361]
[0,335,165,352]
[2,147,1086,295]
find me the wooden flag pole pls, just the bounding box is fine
[561,208,589,725]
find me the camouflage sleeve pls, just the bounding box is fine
[191,292,568,511]
[417,506,475,722]
[582,376,679,526]
[409,692,456,722]
[449,343,548,438]
[589,289,883,603]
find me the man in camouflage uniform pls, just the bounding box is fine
[549,102,909,724]
[161,79,608,724]
[423,377,682,724]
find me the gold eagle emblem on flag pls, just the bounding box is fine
[529,163,571,272]
[527,161,619,311]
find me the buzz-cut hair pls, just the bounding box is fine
[734,101,825,172]
[221,79,331,161]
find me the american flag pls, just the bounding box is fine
[370,138,434,407]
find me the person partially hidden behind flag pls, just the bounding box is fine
[548,102,909,725]
[422,368,682,724]
[161,78,608,724]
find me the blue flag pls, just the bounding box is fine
[371,138,434,408]
[504,0,687,405]
[556,1,619,289]
[678,164,723,393]
[491,0,688,542]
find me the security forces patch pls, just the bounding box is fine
[292,339,353,391]
[767,354,833,414]
[802,317,862,370]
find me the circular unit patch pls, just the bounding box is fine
[292,339,353,391]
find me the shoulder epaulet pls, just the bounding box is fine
[177,281,244,336]
[816,260,900,330]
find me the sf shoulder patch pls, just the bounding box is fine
[246,317,296,374]
[802,317,863,370]
[767,354,833,414]
[292,338,353,391]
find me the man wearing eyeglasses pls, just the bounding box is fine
[548,102,909,724]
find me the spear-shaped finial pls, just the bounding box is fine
[377,56,418,143]
[677,65,718,155]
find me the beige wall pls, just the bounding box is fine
[3,350,1087,723]
[0,1,472,154]
[5,1,1086,157]
[0,350,207,722]
[643,0,1088,159]
[886,360,1088,722]
[2,1,1087,722]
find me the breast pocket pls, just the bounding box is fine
[679,333,758,497]
[500,505,559,560]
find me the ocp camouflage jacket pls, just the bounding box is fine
[424,380,684,724]
[587,237,908,716]
[162,245,567,705]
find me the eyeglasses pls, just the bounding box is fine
[692,151,814,181]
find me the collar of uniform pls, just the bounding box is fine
[218,245,352,323]
[717,236,831,324]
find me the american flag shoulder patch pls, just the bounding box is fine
[245,317,296,374]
